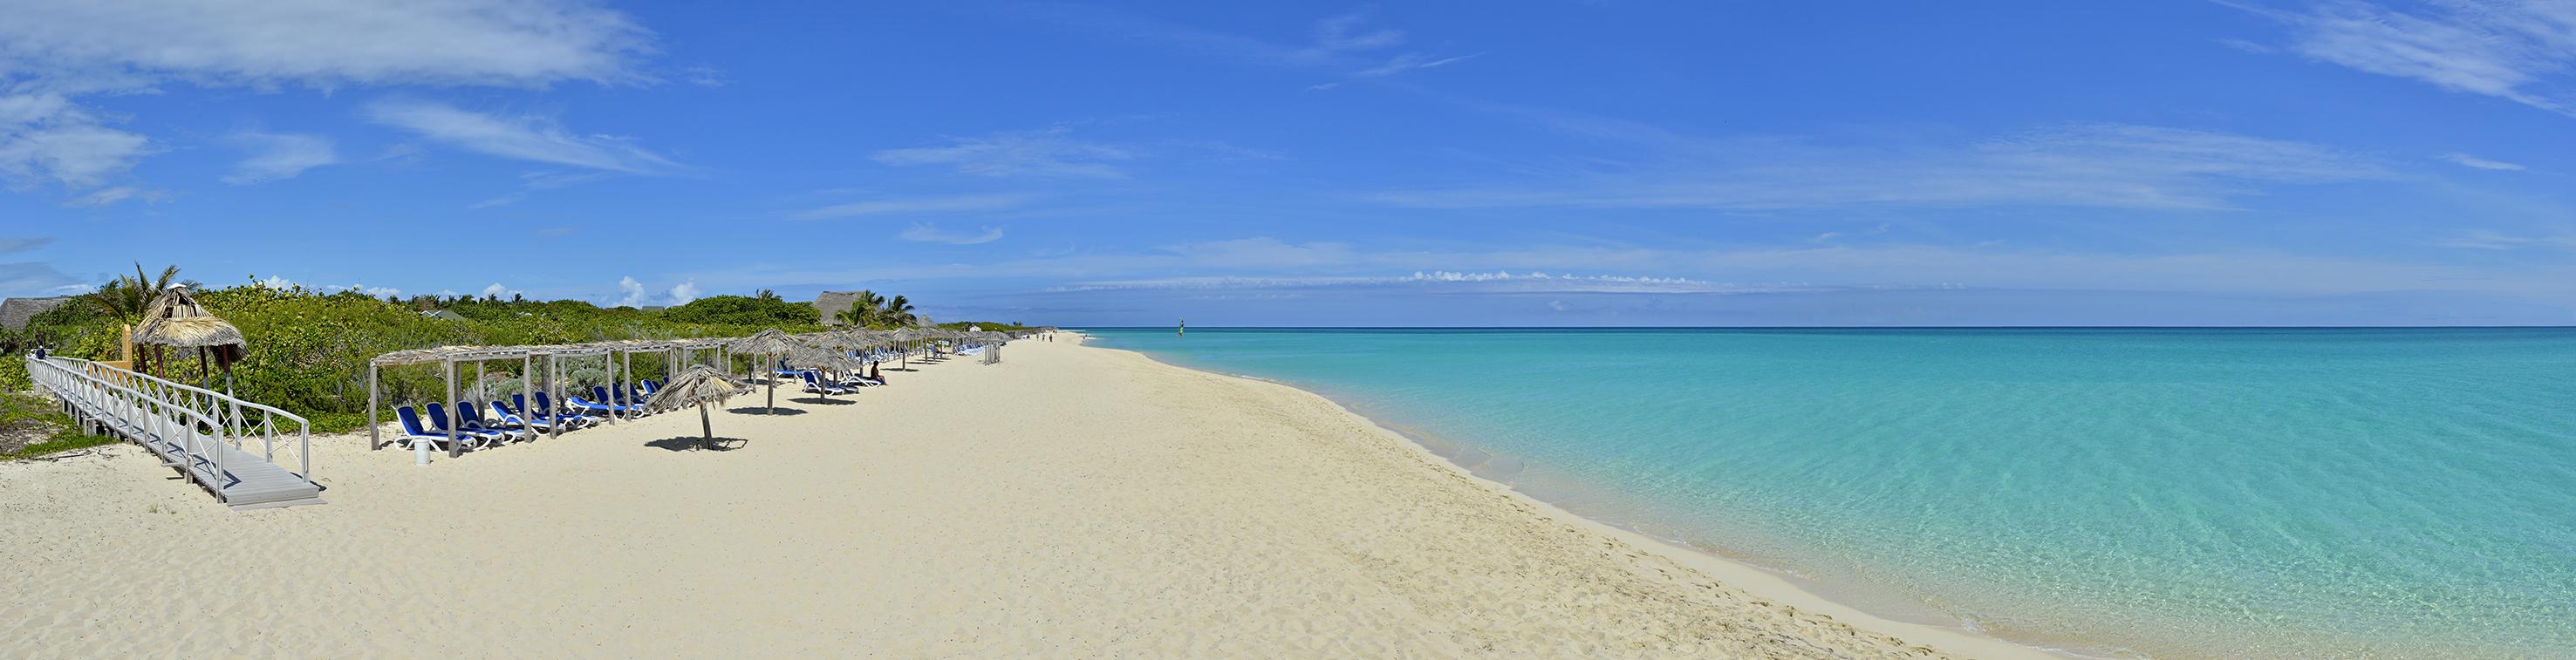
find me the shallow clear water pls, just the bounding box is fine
[1084,328,2576,658]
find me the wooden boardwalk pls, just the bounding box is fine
[25,356,323,510]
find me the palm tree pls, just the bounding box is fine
[878,295,918,327]
[87,262,180,325]
[835,301,872,328]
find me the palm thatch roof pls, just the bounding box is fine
[135,315,246,348]
[133,287,245,348]
[728,329,800,355]
[643,365,752,412]
[0,296,72,330]
[785,344,864,372]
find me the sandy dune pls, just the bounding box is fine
[1,337,2034,657]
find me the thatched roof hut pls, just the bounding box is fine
[644,365,751,413]
[643,364,753,446]
[133,286,240,348]
[728,329,799,355]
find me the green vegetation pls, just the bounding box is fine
[834,289,920,329]
[661,290,821,326]
[8,270,885,434]
[0,391,113,460]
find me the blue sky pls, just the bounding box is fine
[4,1,2575,326]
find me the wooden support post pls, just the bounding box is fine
[367,364,379,451]
[444,360,461,459]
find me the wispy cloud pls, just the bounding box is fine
[2439,152,2528,171]
[0,237,54,254]
[1056,270,1800,295]
[1355,52,1482,78]
[222,131,338,184]
[1364,123,2392,211]
[792,193,1035,221]
[364,99,680,174]
[667,280,700,304]
[0,0,653,203]
[61,185,164,208]
[0,92,150,191]
[2438,229,2576,250]
[1018,5,1473,86]
[898,223,1006,245]
[872,126,1131,179]
[0,0,653,92]
[468,169,617,208]
[2234,0,2576,116]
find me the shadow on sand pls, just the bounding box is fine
[789,397,857,405]
[725,406,807,416]
[647,436,745,452]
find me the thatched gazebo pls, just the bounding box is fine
[785,344,864,401]
[727,329,801,413]
[132,286,248,391]
[644,364,753,449]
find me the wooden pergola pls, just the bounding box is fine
[366,338,736,463]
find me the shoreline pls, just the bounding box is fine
[1076,333,2071,659]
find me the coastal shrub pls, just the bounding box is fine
[16,277,834,434]
[0,391,113,459]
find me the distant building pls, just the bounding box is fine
[816,290,867,326]
[419,310,467,322]
[0,296,74,330]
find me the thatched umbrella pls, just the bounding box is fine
[132,287,247,391]
[785,344,865,400]
[642,364,753,448]
[727,329,801,413]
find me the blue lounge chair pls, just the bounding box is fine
[801,371,851,395]
[454,401,535,442]
[420,402,508,447]
[394,406,465,450]
[523,393,596,429]
[489,400,560,433]
[575,386,639,415]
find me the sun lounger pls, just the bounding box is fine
[395,406,468,450]
[420,402,509,448]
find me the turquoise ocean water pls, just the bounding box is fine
[1083,328,2576,658]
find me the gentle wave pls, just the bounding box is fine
[1088,327,2576,658]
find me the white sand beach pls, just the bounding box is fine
[1,336,2044,658]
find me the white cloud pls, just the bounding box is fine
[2439,153,2528,171]
[667,280,700,304]
[366,99,680,174]
[1366,123,2391,211]
[0,0,653,92]
[872,126,1131,179]
[681,66,724,87]
[897,223,1005,245]
[0,261,91,297]
[0,0,653,201]
[479,282,523,299]
[222,131,338,184]
[2438,229,2576,250]
[0,93,150,190]
[2241,0,2576,116]
[61,185,162,208]
[1355,52,1480,78]
[792,193,1034,221]
[1054,270,1810,295]
[259,276,295,289]
[615,276,646,307]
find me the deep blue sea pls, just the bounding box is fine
[1083,328,2576,658]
